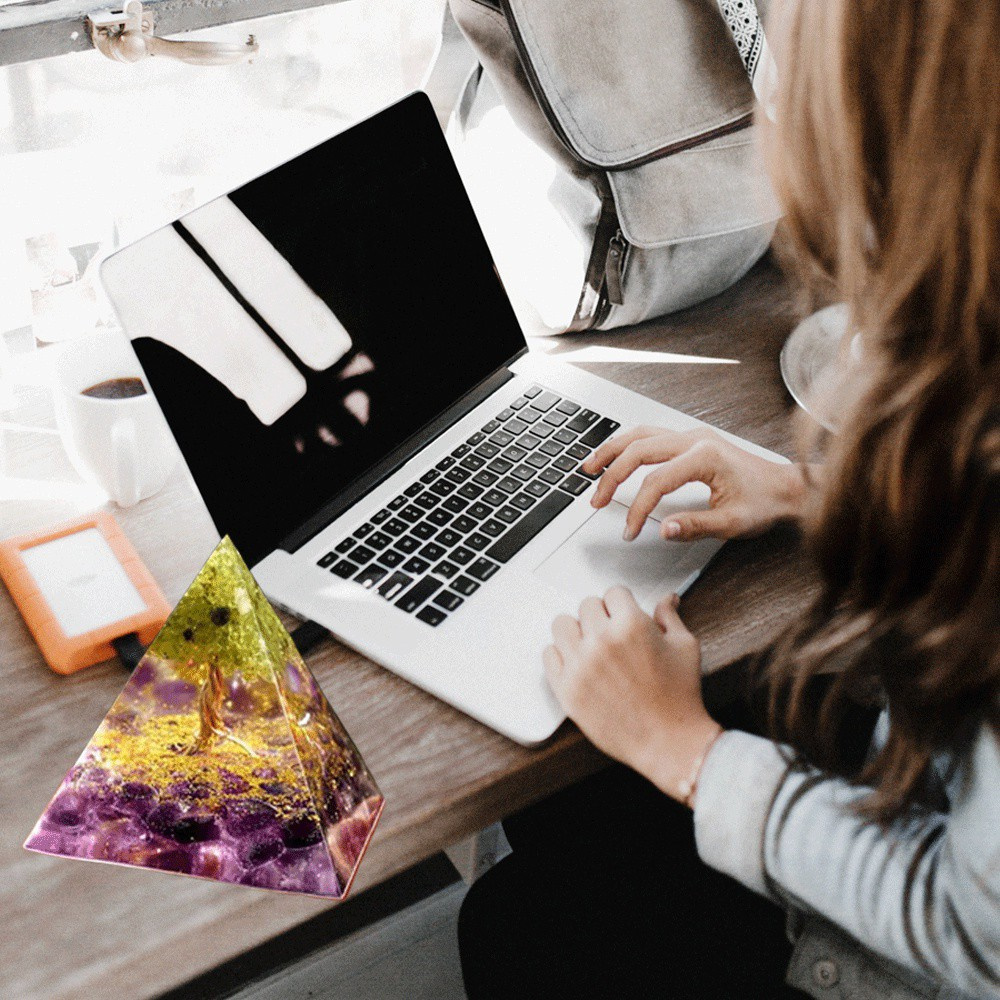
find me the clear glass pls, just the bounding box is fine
[0,0,446,345]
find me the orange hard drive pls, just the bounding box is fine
[0,512,170,674]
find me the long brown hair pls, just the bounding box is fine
[758,0,1000,821]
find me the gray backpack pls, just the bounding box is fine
[445,0,779,336]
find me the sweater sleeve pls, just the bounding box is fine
[693,726,1000,997]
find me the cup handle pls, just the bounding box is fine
[110,417,142,507]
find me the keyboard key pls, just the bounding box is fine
[511,493,536,510]
[452,515,477,534]
[451,546,475,565]
[331,560,358,579]
[512,464,535,481]
[556,399,581,415]
[487,457,513,475]
[355,564,388,589]
[544,411,568,427]
[368,531,391,550]
[482,419,501,433]
[378,571,413,601]
[437,529,462,548]
[577,465,601,481]
[434,591,464,612]
[539,467,563,485]
[496,506,521,524]
[486,491,574,563]
[510,396,529,410]
[436,455,456,471]
[559,474,591,496]
[396,576,442,613]
[420,542,447,562]
[461,453,486,471]
[553,428,576,445]
[412,522,437,540]
[400,505,424,523]
[371,509,391,524]
[567,443,590,461]
[458,483,484,500]
[579,418,621,448]
[403,556,431,575]
[480,519,505,537]
[405,483,423,497]
[318,551,337,568]
[518,408,541,425]
[351,545,375,564]
[474,442,501,459]
[490,430,515,447]
[525,480,551,497]
[435,560,459,579]
[452,576,480,596]
[502,445,528,463]
[497,408,515,422]
[468,558,501,581]
[497,476,521,494]
[443,496,468,513]
[415,491,440,510]
[506,418,529,435]
[527,452,550,469]
[531,423,554,439]
[353,523,374,539]
[378,549,406,568]
[472,470,499,487]
[452,443,471,458]
[566,409,599,433]
[540,439,563,457]
[483,489,507,507]
[417,605,447,627]
[335,538,355,554]
[384,518,407,536]
[553,455,577,473]
[524,384,542,398]
[427,508,453,526]
[531,390,560,412]
[467,431,486,445]
[446,467,471,484]
[517,433,542,450]
[466,532,491,551]
[396,536,421,554]
[467,502,491,520]
[420,469,440,484]
[431,479,456,496]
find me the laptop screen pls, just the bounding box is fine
[102,94,526,568]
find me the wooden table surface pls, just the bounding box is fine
[0,257,819,1000]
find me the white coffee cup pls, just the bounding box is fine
[53,329,179,507]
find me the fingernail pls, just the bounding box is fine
[664,522,681,539]
[671,593,680,608]
[623,525,637,542]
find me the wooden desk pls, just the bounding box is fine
[0,258,819,1000]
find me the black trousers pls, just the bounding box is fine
[457,659,829,1000]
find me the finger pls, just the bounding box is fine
[661,508,737,542]
[591,437,687,509]
[623,451,714,541]
[602,585,643,620]
[582,425,661,477]
[551,613,583,657]
[577,595,609,634]
[542,644,564,685]
[653,592,685,634]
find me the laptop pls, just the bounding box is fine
[101,92,786,745]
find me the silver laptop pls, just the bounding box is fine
[101,92,785,745]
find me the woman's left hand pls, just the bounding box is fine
[543,586,722,804]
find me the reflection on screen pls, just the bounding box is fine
[120,95,525,566]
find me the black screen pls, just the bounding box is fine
[125,94,525,566]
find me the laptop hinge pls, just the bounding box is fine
[278,349,528,555]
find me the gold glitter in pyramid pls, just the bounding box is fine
[24,537,383,898]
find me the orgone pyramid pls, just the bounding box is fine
[24,537,383,899]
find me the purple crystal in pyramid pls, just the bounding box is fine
[24,537,383,898]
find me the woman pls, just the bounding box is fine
[459,1,999,997]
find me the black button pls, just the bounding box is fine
[434,591,464,612]
[481,419,500,433]
[553,429,576,445]
[467,502,491,520]
[452,443,471,458]
[525,481,550,497]
[474,442,500,458]
[516,434,542,450]
[384,518,407,536]
[496,506,520,524]
[539,440,563,457]
[539,468,563,485]
[331,560,358,579]
[436,455,456,471]
[559,474,590,496]
[483,489,507,507]
[403,556,430,575]
[396,576,442,613]
[420,469,440,484]
[466,532,490,551]
[544,411,568,427]
[468,558,500,581]
[466,432,485,445]
[496,408,515,422]
[567,443,590,460]
[371,509,391,524]
[446,467,471,483]
[400,505,424,523]
[389,495,407,510]
[435,560,459,579]
[506,418,529,435]
[412,522,437,540]
[437,528,462,547]
[490,430,515,447]
[415,491,440,510]
[378,571,413,601]
[502,445,527,463]
[473,470,499,487]
[461,453,486,470]
[458,483,484,500]
[443,496,468,513]
[511,493,536,510]
[532,424,553,439]
[420,542,447,562]
[486,457,513,475]
[553,455,576,473]
[395,536,420,554]
[565,409,599,433]
[368,531,391,550]
[527,452,550,469]
[452,515,477,534]
[431,480,456,496]
[556,399,580,415]
[531,390,559,412]
[451,546,475,565]
[519,408,541,424]
[452,575,480,596]
[355,564,388,589]
[351,545,375,564]
[427,509,452,526]
[405,483,423,497]
[523,384,542,398]
[318,551,337,567]
[378,550,405,568]
[480,519,505,537]
[417,605,447,627]
[352,523,374,539]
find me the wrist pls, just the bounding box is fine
[640,713,725,806]
[774,462,809,524]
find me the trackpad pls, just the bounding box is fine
[533,501,722,613]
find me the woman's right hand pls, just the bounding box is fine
[583,426,807,542]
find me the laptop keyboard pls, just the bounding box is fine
[315,384,619,627]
